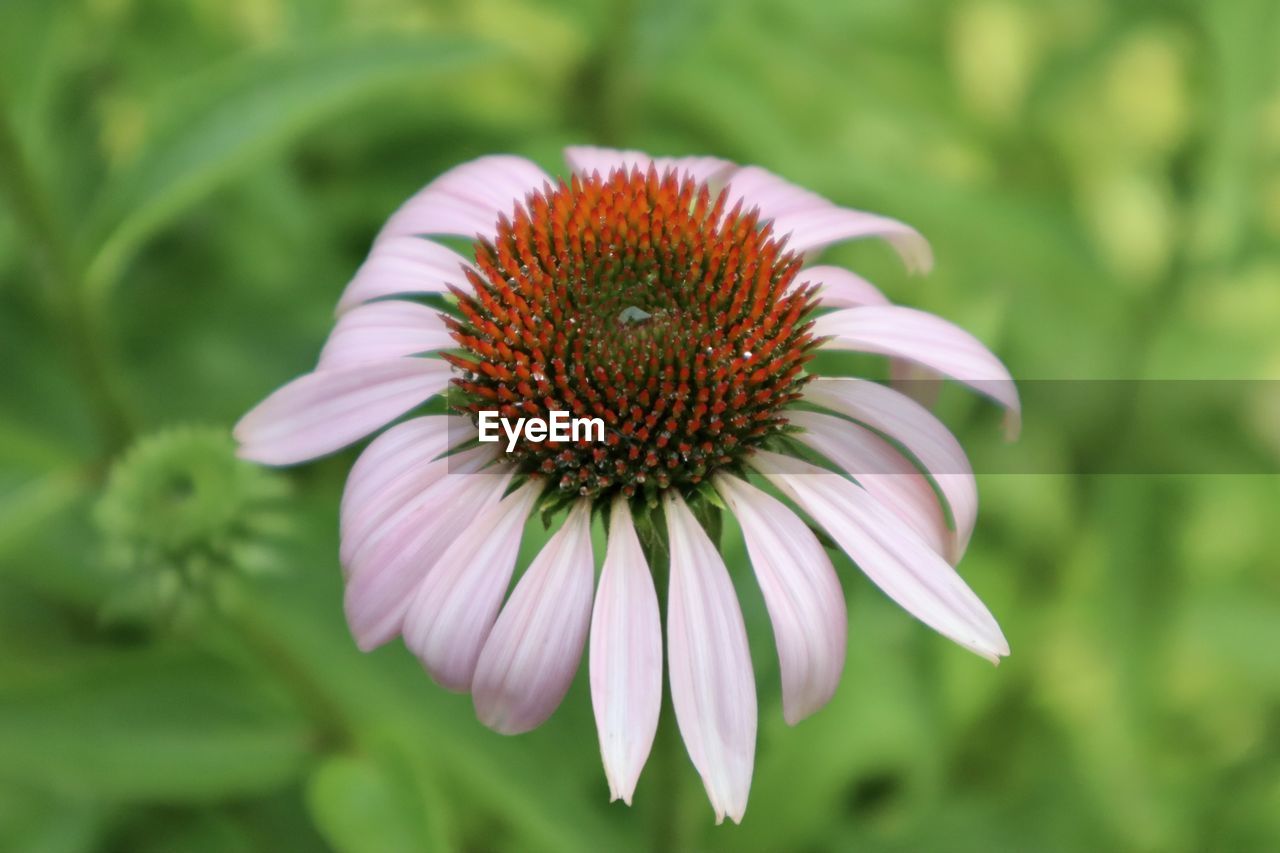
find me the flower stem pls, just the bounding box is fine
[634,506,692,851]
[0,99,136,456]
[653,691,687,853]
[225,591,351,753]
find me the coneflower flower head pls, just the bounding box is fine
[445,167,818,501]
[234,146,1019,823]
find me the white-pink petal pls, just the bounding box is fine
[790,410,951,561]
[343,443,500,580]
[714,473,845,725]
[564,145,651,177]
[664,491,756,825]
[590,496,662,805]
[798,264,890,308]
[339,415,470,571]
[318,300,453,369]
[337,236,474,314]
[773,207,933,272]
[812,305,1021,439]
[563,151,931,273]
[564,145,736,186]
[233,358,451,466]
[753,450,1008,663]
[804,377,978,557]
[473,500,596,734]
[720,165,829,219]
[343,454,511,651]
[377,155,551,244]
[721,166,932,273]
[787,268,918,427]
[401,480,542,691]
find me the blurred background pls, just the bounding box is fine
[2,0,1279,850]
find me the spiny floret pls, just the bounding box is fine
[445,165,820,502]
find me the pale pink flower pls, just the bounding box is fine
[235,146,1018,823]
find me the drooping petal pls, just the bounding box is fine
[713,473,845,725]
[336,236,475,314]
[401,480,542,691]
[234,358,451,466]
[804,377,979,558]
[318,300,454,368]
[564,145,736,186]
[377,155,552,244]
[789,410,951,561]
[473,500,595,734]
[721,165,826,218]
[772,207,933,271]
[721,166,932,272]
[790,265,930,394]
[753,450,1008,663]
[339,415,471,571]
[797,264,889,308]
[664,491,756,825]
[590,496,662,805]
[812,305,1021,439]
[344,443,500,579]
[343,454,511,650]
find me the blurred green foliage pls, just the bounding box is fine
[2,0,1279,850]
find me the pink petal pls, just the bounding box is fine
[377,155,552,244]
[721,166,932,272]
[721,165,828,218]
[752,450,1008,663]
[339,415,470,571]
[772,207,933,272]
[233,358,451,466]
[343,455,511,650]
[804,378,979,559]
[812,305,1021,439]
[564,145,736,186]
[797,264,889,308]
[337,236,474,314]
[343,443,500,579]
[318,300,454,369]
[564,145,652,177]
[790,410,951,561]
[473,500,596,734]
[401,480,542,691]
[664,491,756,825]
[589,496,662,805]
[713,474,846,725]
[653,155,738,187]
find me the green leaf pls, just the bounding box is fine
[306,753,439,853]
[82,36,498,300]
[0,646,313,801]
[239,581,640,853]
[0,469,86,560]
[0,783,104,853]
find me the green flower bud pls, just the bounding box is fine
[94,426,289,626]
